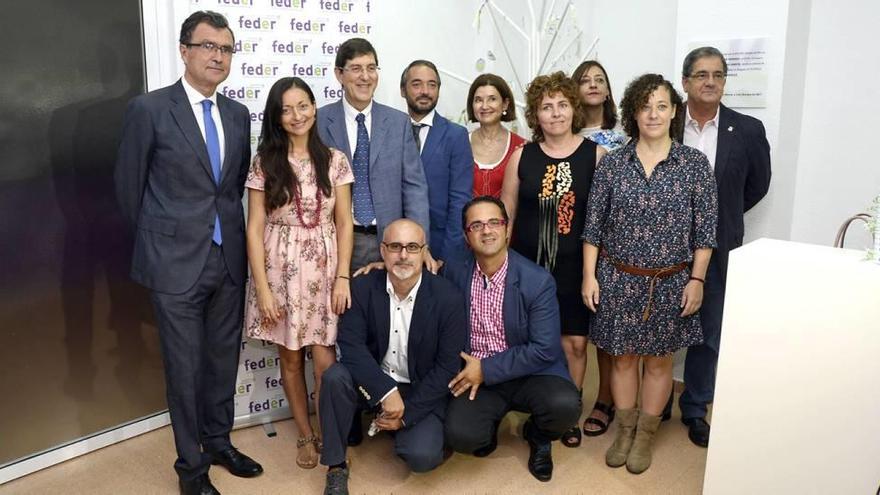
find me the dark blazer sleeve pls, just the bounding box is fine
[114,96,154,227]
[481,273,561,385]
[337,278,397,407]
[443,125,474,258]
[402,280,467,426]
[742,117,771,212]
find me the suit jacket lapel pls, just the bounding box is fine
[169,81,215,183]
[421,114,446,162]
[325,102,352,162]
[502,256,519,348]
[369,105,388,171]
[407,273,433,379]
[372,276,391,360]
[217,95,237,186]
[714,104,734,185]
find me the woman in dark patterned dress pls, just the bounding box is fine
[581,74,717,474]
[500,71,606,448]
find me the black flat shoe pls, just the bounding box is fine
[681,417,710,447]
[210,447,263,478]
[561,425,582,448]
[523,419,553,482]
[179,474,220,495]
[583,401,616,437]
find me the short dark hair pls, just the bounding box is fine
[524,71,586,142]
[461,195,509,231]
[619,73,683,141]
[334,38,377,69]
[682,46,728,78]
[466,73,517,123]
[179,11,233,45]
[400,60,441,89]
[571,60,618,130]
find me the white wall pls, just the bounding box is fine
[789,0,880,248]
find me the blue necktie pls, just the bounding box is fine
[352,113,375,225]
[202,99,223,245]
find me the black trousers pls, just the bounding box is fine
[150,243,244,480]
[444,374,581,453]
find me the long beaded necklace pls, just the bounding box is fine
[290,154,322,229]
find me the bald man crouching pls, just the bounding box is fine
[319,219,467,495]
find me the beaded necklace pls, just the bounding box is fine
[290,154,322,229]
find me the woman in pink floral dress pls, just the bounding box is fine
[244,77,353,469]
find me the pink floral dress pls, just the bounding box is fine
[243,149,353,350]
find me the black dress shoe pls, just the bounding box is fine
[324,467,349,495]
[179,474,220,495]
[523,420,553,482]
[210,447,263,477]
[681,417,710,447]
[347,413,364,447]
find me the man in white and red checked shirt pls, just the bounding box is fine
[442,196,581,483]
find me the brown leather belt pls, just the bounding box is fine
[601,250,689,322]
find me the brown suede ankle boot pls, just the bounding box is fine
[626,412,662,474]
[605,408,638,467]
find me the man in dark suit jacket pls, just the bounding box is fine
[319,219,466,495]
[676,46,772,448]
[442,196,581,483]
[316,38,433,272]
[114,11,262,494]
[399,59,473,260]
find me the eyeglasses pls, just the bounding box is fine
[340,64,380,76]
[281,103,313,116]
[381,242,426,253]
[465,218,508,233]
[579,76,606,86]
[185,42,235,56]
[689,71,726,82]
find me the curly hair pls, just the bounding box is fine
[619,73,683,141]
[466,73,517,123]
[571,60,618,130]
[524,71,586,142]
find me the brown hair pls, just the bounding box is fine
[524,71,586,142]
[571,60,618,130]
[619,73,683,141]
[466,73,517,123]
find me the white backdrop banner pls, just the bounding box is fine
[181,0,376,426]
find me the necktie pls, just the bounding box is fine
[352,113,375,225]
[411,122,427,153]
[201,99,223,245]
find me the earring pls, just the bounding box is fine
[502,109,508,116]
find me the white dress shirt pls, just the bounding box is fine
[180,77,226,167]
[411,109,435,153]
[380,274,423,399]
[683,105,720,170]
[341,96,373,157]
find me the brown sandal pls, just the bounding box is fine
[296,436,319,469]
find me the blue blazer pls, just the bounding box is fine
[337,270,467,427]
[114,80,251,294]
[442,249,570,385]
[420,114,473,259]
[317,100,430,242]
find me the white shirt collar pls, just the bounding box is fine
[412,109,436,127]
[685,104,720,128]
[386,273,422,304]
[180,76,217,107]
[342,96,373,121]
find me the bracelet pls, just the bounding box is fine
[689,276,705,283]
[337,275,351,280]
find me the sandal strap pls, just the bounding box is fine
[591,401,615,416]
[584,416,609,429]
[296,435,317,448]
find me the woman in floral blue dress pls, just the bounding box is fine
[572,60,628,152]
[581,74,717,474]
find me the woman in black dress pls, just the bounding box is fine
[500,71,606,448]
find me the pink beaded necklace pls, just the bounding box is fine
[290,154,322,229]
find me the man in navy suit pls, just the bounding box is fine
[316,38,433,272]
[677,46,772,448]
[319,219,467,495]
[443,196,581,482]
[114,11,262,494]
[399,60,473,260]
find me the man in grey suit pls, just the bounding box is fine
[114,11,262,495]
[316,38,433,273]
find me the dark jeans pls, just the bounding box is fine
[445,374,581,453]
[319,363,446,473]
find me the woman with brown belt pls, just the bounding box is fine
[580,73,718,474]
